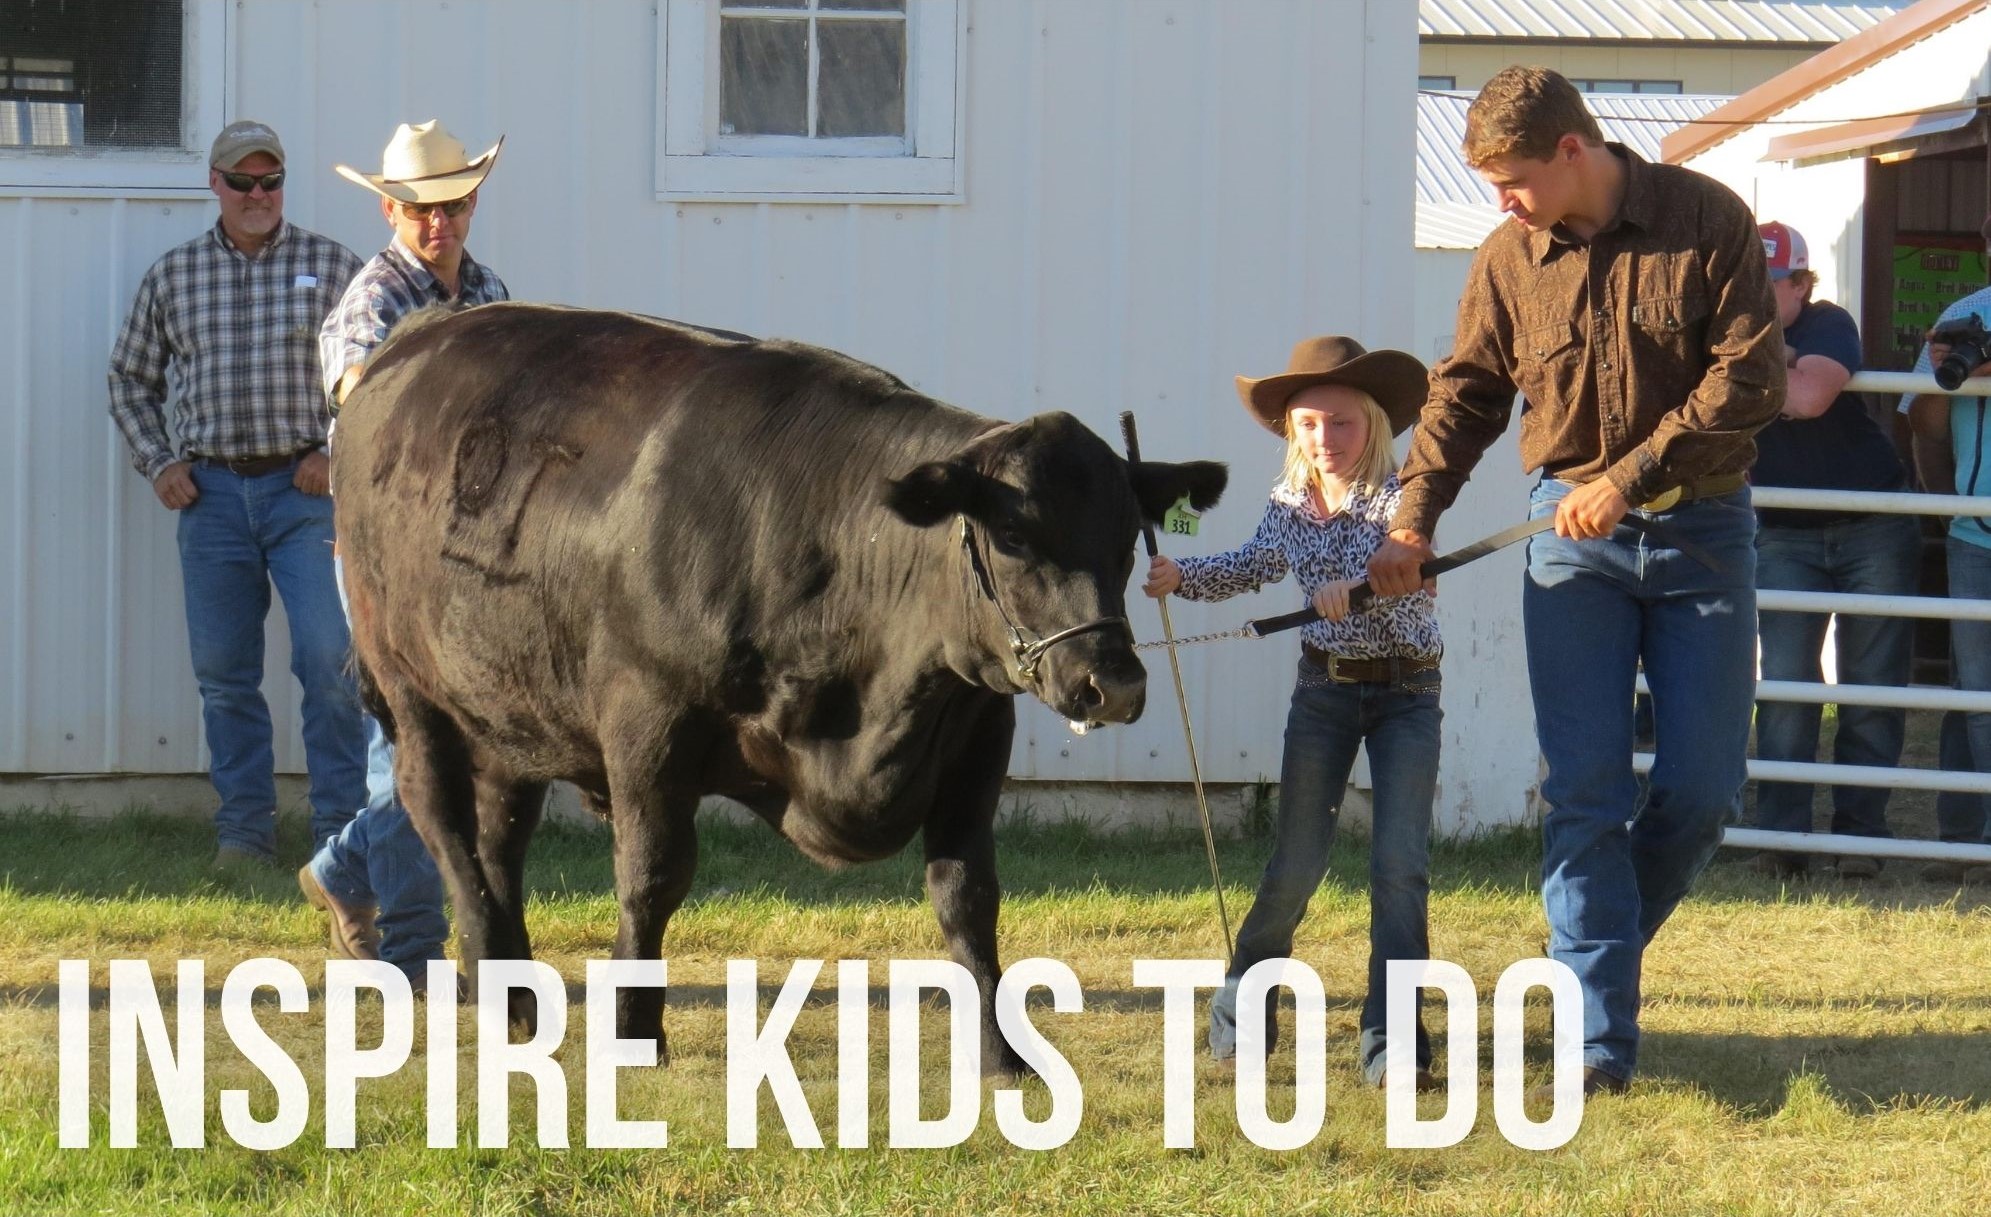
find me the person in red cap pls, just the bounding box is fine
[1748,221,1918,880]
[1143,336,1442,1091]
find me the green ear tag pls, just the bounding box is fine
[1162,495,1201,538]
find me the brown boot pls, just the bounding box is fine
[298,866,380,960]
[1528,1066,1628,1105]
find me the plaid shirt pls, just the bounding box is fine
[108,220,362,480]
[319,239,509,399]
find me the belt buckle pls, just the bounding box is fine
[1640,485,1683,513]
[1325,655,1360,684]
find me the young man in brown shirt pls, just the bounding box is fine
[1369,67,1785,1097]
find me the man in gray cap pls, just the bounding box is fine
[109,120,369,876]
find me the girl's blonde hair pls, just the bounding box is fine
[1278,387,1398,499]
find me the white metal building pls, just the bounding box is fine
[0,2,1605,831]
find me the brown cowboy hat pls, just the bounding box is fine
[1235,335,1429,437]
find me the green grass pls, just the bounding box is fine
[1,809,1988,1216]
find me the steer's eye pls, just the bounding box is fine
[993,526,1028,553]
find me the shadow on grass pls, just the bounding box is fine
[1638,1029,1991,1113]
[0,806,1543,906]
[3,807,1984,916]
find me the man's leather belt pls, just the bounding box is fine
[1637,472,1747,512]
[1302,644,1440,684]
[196,449,313,477]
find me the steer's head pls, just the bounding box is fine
[883,411,1227,725]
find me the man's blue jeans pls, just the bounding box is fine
[177,465,366,859]
[1523,479,1757,1082]
[307,558,449,979]
[1943,537,1991,845]
[1752,515,1920,837]
[1208,659,1440,1084]
[1936,709,1988,843]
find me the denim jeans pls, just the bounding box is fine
[1943,538,1991,845]
[177,465,366,859]
[1936,709,1988,843]
[1523,479,1757,1081]
[1208,658,1440,1084]
[307,558,449,978]
[1752,515,1920,837]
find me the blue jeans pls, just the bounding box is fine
[307,558,448,978]
[177,465,366,859]
[1524,479,1758,1081]
[1943,538,1991,845]
[1208,658,1440,1084]
[1937,710,1988,843]
[1752,515,1920,837]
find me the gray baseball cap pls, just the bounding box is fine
[209,120,285,169]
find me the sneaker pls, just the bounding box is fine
[297,866,380,960]
[1834,855,1881,881]
[1750,850,1810,879]
[1528,1066,1628,1105]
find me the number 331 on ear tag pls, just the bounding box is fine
[1162,495,1201,537]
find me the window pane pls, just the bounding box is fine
[721,0,806,7]
[1636,80,1683,94]
[818,19,904,138]
[821,0,906,10]
[720,16,808,136]
[0,0,180,149]
[1417,74,1455,90]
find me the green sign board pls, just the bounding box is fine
[1892,244,1990,366]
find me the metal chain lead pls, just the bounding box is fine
[1133,627,1251,651]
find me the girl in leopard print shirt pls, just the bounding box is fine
[1144,336,1442,1090]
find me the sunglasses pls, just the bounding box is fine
[218,169,285,193]
[399,197,472,220]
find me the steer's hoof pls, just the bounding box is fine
[984,1047,1037,1082]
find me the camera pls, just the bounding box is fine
[1931,315,1991,390]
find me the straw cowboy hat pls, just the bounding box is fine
[335,120,503,204]
[1235,336,1429,438]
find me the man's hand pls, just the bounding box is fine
[152,461,198,511]
[1555,478,1630,539]
[1367,529,1435,599]
[1928,342,1991,383]
[1311,578,1364,623]
[1142,554,1181,599]
[293,449,330,496]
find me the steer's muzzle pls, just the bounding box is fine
[1045,646,1146,726]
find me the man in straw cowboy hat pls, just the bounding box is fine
[109,119,367,874]
[1368,67,1784,1100]
[299,120,509,990]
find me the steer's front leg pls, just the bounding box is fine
[922,700,1030,1079]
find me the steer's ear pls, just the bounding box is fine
[883,460,979,528]
[1131,459,1228,524]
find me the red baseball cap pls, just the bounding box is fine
[1759,221,1809,280]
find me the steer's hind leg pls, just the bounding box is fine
[600,708,705,1060]
[472,766,549,1030]
[922,699,1029,1078]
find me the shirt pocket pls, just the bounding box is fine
[1512,318,1581,398]
[1629,292,1709,361]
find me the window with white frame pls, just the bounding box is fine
[0,0,228,194]
[658,0,963,202]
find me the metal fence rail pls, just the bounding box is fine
[1691,370,1991,866]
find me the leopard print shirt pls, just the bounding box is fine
[1173,474,1442,661]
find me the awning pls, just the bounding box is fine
[1765,103,1984,165]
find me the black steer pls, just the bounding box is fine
[333,302,1227,1072]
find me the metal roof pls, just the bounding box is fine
[1416,91,1734,247]
[1419,0,1911,43]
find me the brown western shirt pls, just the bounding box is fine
[1391,145,1786,540]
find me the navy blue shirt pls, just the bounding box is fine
[1752,299,1904,527]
